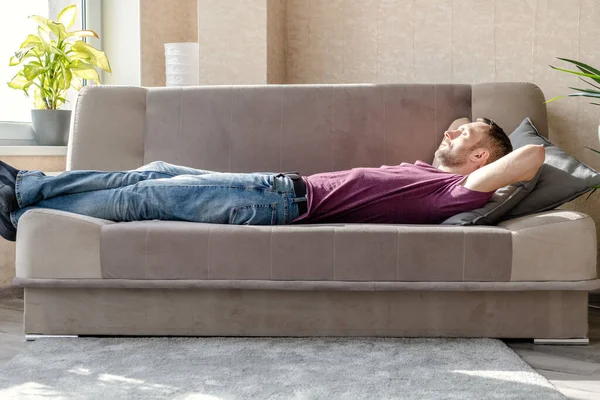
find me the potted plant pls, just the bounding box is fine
[548,57,600,154]
[549,58,600,197]
[7,4,111,146]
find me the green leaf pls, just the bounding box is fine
[545,95,565,104]
[579,77,600,91]
[586,146,600,156]
[14,47,41,64]
[567,86,600,96]
[557,57,600,77]
[7,72,30,91]
[549,65,600,80]
[29,15,63,40]
[577,67,600,85]
[71,76,83,91]
[8,56,20,66]
[19,34,43,51]
[57,5,77,29]
[33,87,46,109]
[566,92,600,99]
[37,26,51,51]
[67,50,90,61]
[70,41,111,73]
[29,15,68,42]
[67,30,99,40]
[585,188,597,200]
[57,62,72,90]
[69,60,100,83]
[23,63,45,81]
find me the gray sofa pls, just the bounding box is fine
[14,83,600,340]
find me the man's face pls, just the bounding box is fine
[433,122,487,168]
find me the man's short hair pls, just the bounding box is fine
[476,117,513,164]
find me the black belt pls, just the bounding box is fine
[292,177,307,216]
[277,172,307,216]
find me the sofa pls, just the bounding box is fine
[14,82,600,341]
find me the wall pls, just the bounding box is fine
[102,0,141,86]
[197,0,276,84]
[140,0,198,86]
[137,0,289,85]
[267,0,287,84]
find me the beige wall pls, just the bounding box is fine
[197,0,269,84]
[140,0,198,86]
[140,0,288,85]
[267,0,287,84]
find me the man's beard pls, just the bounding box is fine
[434,144,473,168]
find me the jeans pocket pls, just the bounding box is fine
[229,203,278,225]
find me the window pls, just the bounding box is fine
[0,1,99,143]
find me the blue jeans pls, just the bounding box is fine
[9,161,306,227]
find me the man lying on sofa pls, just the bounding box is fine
[0,117,544,241]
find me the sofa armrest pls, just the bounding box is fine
[498,210,597,281]
[15,209,115,279]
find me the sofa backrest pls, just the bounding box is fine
[67,83,548,173]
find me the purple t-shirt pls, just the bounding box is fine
[293,161,494,224]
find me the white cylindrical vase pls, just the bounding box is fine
[164,42,199,86]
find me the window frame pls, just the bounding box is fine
[0,0,101,145]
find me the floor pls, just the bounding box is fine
[1,292,599,400]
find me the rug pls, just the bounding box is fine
[0,337,564,399]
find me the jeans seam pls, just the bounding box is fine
[15,170,24,209]
[228,203,277,225]
[283,192,290,224]
[139,170,178,178]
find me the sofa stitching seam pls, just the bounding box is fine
[21,209,112,227]
[508,215,594,233]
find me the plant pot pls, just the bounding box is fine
[31,109,71,146]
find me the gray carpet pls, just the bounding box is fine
[0,337,564,399]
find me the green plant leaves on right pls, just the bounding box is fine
[548,58,600,107]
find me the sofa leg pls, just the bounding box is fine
[25,334,78,342]
[533,338,589,346]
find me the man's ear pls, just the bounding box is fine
[471,149,490,166]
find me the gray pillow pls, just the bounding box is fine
[442,170,539,226]
[503,117,600,219]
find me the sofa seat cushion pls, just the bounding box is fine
[498,210,597,281]
[15,209,595,283]
[15,209,115,279]
[98,221,514,282]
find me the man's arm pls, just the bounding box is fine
[462,144,545,192]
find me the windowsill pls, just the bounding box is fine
[0,146,68,156]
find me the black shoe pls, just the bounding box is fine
[0,207,16,242]
[0,159,18,182]
[0,160,19,241]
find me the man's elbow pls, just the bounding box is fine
[524,144,545,181]
[532,144,546,168]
